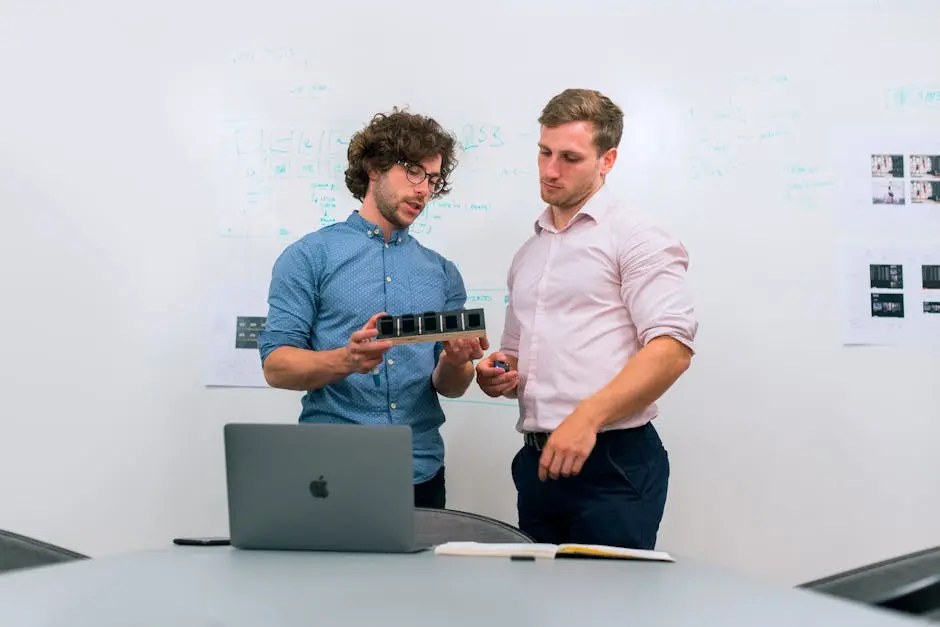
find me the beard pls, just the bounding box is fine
[374,179,407,229]
[373,177,423,229]
[540,178,594,210]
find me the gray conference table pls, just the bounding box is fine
[0,546,927,626]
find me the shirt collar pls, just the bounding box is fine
[533,184,616,234]
[347,210,411,245]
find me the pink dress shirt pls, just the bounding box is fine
[500,184,698,433]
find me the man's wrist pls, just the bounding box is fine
[331,347,355,377]
[572,398,606,431]
[433,352,474,397]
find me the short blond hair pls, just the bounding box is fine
[538,88,623,155]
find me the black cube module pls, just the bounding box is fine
[398,314,418,337]
[376,308,487,345]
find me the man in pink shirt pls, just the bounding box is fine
[475,88,697,550]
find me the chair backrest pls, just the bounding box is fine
[414,507,534,545]
[797,545,940,621]
[0,529,88,575]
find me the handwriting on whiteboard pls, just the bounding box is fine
[884,84,940,110]
[226,123,518,179]
[784,164,835,211]
[460,125,505,151]
[218,111,513,238]
[686,74,802,179]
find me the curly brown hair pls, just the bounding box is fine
[344,108,458,201]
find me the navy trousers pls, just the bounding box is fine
[511,422,670,549]
[414,466,446,509]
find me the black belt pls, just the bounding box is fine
[522,432,550,450]
[523,424,649,451]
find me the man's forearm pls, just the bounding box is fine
[262,346,352,391]
[580,336,692,429]
[432,358,474,398]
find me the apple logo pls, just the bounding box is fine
[309,475,329,498]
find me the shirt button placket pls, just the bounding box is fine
[530,236,555,358]
[385,236,397,422]
[526,235,557,411]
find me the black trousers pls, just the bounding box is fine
[512,422,669,549]
[414,466,446,509]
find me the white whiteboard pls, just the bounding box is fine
[1,0,938,585]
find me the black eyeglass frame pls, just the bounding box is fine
[397,160,445,194]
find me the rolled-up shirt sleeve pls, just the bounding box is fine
[259,243,318,364]
[619,223,698,353]
[499,266,521,358]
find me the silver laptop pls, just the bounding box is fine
[223,422,429,553]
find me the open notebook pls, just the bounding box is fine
[433,542,675,562]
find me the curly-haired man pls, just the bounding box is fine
[259,109,486,508]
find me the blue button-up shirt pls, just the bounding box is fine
[259,211,467,483]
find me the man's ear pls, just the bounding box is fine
[365,159,381,182]
[599,148,618,176]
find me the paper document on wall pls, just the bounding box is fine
[206,284,270,388]
[841,243,940,347]
[843,146,940,235]
[433,542,675,562]
[838,143,940,347]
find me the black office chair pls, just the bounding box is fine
[798,545,940,622]
[414,507,534,546]
[0,528,89,575]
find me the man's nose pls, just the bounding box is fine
[543,158,560,179]
[413,179,430,197]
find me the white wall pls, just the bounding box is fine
[1,0,938,585]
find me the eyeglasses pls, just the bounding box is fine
[398,160,445,194]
